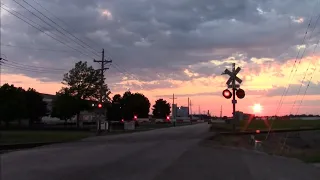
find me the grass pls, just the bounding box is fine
[207,130,320,163]
[210,120,320,132]
[242,119,320,130]
[0,122,197,145]
[0,131,93,145]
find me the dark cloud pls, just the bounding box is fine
[266,83,320,97]
[1,0,320,90]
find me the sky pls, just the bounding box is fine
[1,0,320,116]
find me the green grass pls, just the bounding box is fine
[298,153,320,163]
[242,120,320,130]
[0,131,93,145]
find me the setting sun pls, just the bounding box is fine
[253,104,262,113]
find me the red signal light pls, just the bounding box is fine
[133,115,137,120]
[222,89,232,99]
[236,88,245,99]
[166,116,170,121]
[98,103,102,108]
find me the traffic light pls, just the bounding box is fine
[222,89,232,99]
[166,116,170,121]
[236,88,245,99]
[98,103,102,108]
[133,115,137,121]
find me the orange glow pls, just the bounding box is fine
[1,55,320,116]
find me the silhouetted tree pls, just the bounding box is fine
[152,99,171,118]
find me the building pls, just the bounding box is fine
[172,104,177,118]
[177,106,189,117]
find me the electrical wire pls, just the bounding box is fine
[2,58,68,71]
[19,0,101,57]
[265,5,319,140]
[2,63,65,74]
[1,44,78,53]
[30,0,101,52]
[10,0,100,59]
[0,3,94,59]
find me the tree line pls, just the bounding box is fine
[0,61,171,127]
[0,84,47,126]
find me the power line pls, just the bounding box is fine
[1,44,78,53]
[278,10,320,116]
[2,63,64,74]
[30,0,101,52]
[10,0,100,59]
[295,40,320,114]
[4,59,67,71]
[0,3,94,59]
[19,0,101,57]
[266,6,319,140]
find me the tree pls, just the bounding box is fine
[120,91,150,120]
[51,90,78,123]
[23,88,48,125]
[0,84,26,126]
[60,61,110,126]
[107,94,123,121]
[152,99,171,118]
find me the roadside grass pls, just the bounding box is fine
[0,122,196,145]
[207,130,320,163]
[242,119,320,130]
[210,120,320,132]
[0,131,93,145]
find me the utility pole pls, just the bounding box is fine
[187,97,190,116]
[170,93,177,117]
[0,55,8,87]
[170,93,177,126]
[94,49,112,133]
[190,100,192,115]
[220,105,222,118]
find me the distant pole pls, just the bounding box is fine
[94,49,112,133]
[169,93,177,117]
[169,93,177,126]
[220,105,222,118]
[190,100,192,115]
[0,54,8,87]
[198,105,200,114]
[187,97,190,116]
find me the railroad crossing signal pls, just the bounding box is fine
[236,88,245,99]
[221,63,245,131]
[222,67,242,86]
[98,103,103,108]
[222,89,232,99]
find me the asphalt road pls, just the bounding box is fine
[1,123,320,180]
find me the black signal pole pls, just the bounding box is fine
[232,63,236,131]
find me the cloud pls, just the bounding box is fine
[266,82,320,97]
[1,0,320,106]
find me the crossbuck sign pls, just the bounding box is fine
[222,64,242,89]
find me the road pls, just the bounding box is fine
[1,123,320,180]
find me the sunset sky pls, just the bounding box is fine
[1,0,320,116]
